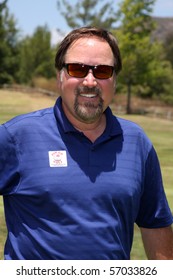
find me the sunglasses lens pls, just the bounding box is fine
[67,64,87,78]
[65,64,114,79]
[94,65,113,79]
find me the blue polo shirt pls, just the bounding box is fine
[0,97,172,260]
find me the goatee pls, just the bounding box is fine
[74,86,103,123]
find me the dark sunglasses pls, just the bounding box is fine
[63,63,114,79]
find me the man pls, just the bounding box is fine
[0,27,173,260]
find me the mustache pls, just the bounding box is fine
[76,86,101,95]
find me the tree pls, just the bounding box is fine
[115,0,156,113]
[57,0,118,29]
[0,0,19,84]
[18,26,56,84]
[163,30,173,69]
[145,41,173,104]
[0,0,7,83]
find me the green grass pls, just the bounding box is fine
[0,89,172,260]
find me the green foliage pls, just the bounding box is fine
[117,0,156,36]
[0,0,20,84]
[114,0,173,112]
[17,26,56,84]
[0,2,56,85]
[163,30,173,68]
[113,0,156,112]
[57,0,118,29]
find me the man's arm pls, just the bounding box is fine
[141,226,173,259]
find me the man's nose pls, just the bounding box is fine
[83,70,97,87]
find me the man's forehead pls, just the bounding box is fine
[68,36,108,48]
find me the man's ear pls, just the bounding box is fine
[59,71,63,82]
[113,75,116,95]
[57,71,63,90]
[56,71,61,83]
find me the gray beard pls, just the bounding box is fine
[74,87,103,123]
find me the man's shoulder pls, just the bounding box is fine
[115,115,142,130]
[3,107,54,129]
[114,116,146,136]
[113,115,152,148]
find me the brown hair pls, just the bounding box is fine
[55,26,122,75]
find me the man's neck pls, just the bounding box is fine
[73,114,106,142]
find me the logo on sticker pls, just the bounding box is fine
[48,151,67,167]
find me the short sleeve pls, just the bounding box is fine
[136,146,173,228]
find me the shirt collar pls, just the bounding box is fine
[54,96,122,137]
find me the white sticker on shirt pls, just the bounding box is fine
[48,151,68,167]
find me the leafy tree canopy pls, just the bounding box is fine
[163,30,173,68]
[57,0,118,29]
[0,0,20,84]
[17,25,56,84]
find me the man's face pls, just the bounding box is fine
[57,36,116,125]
